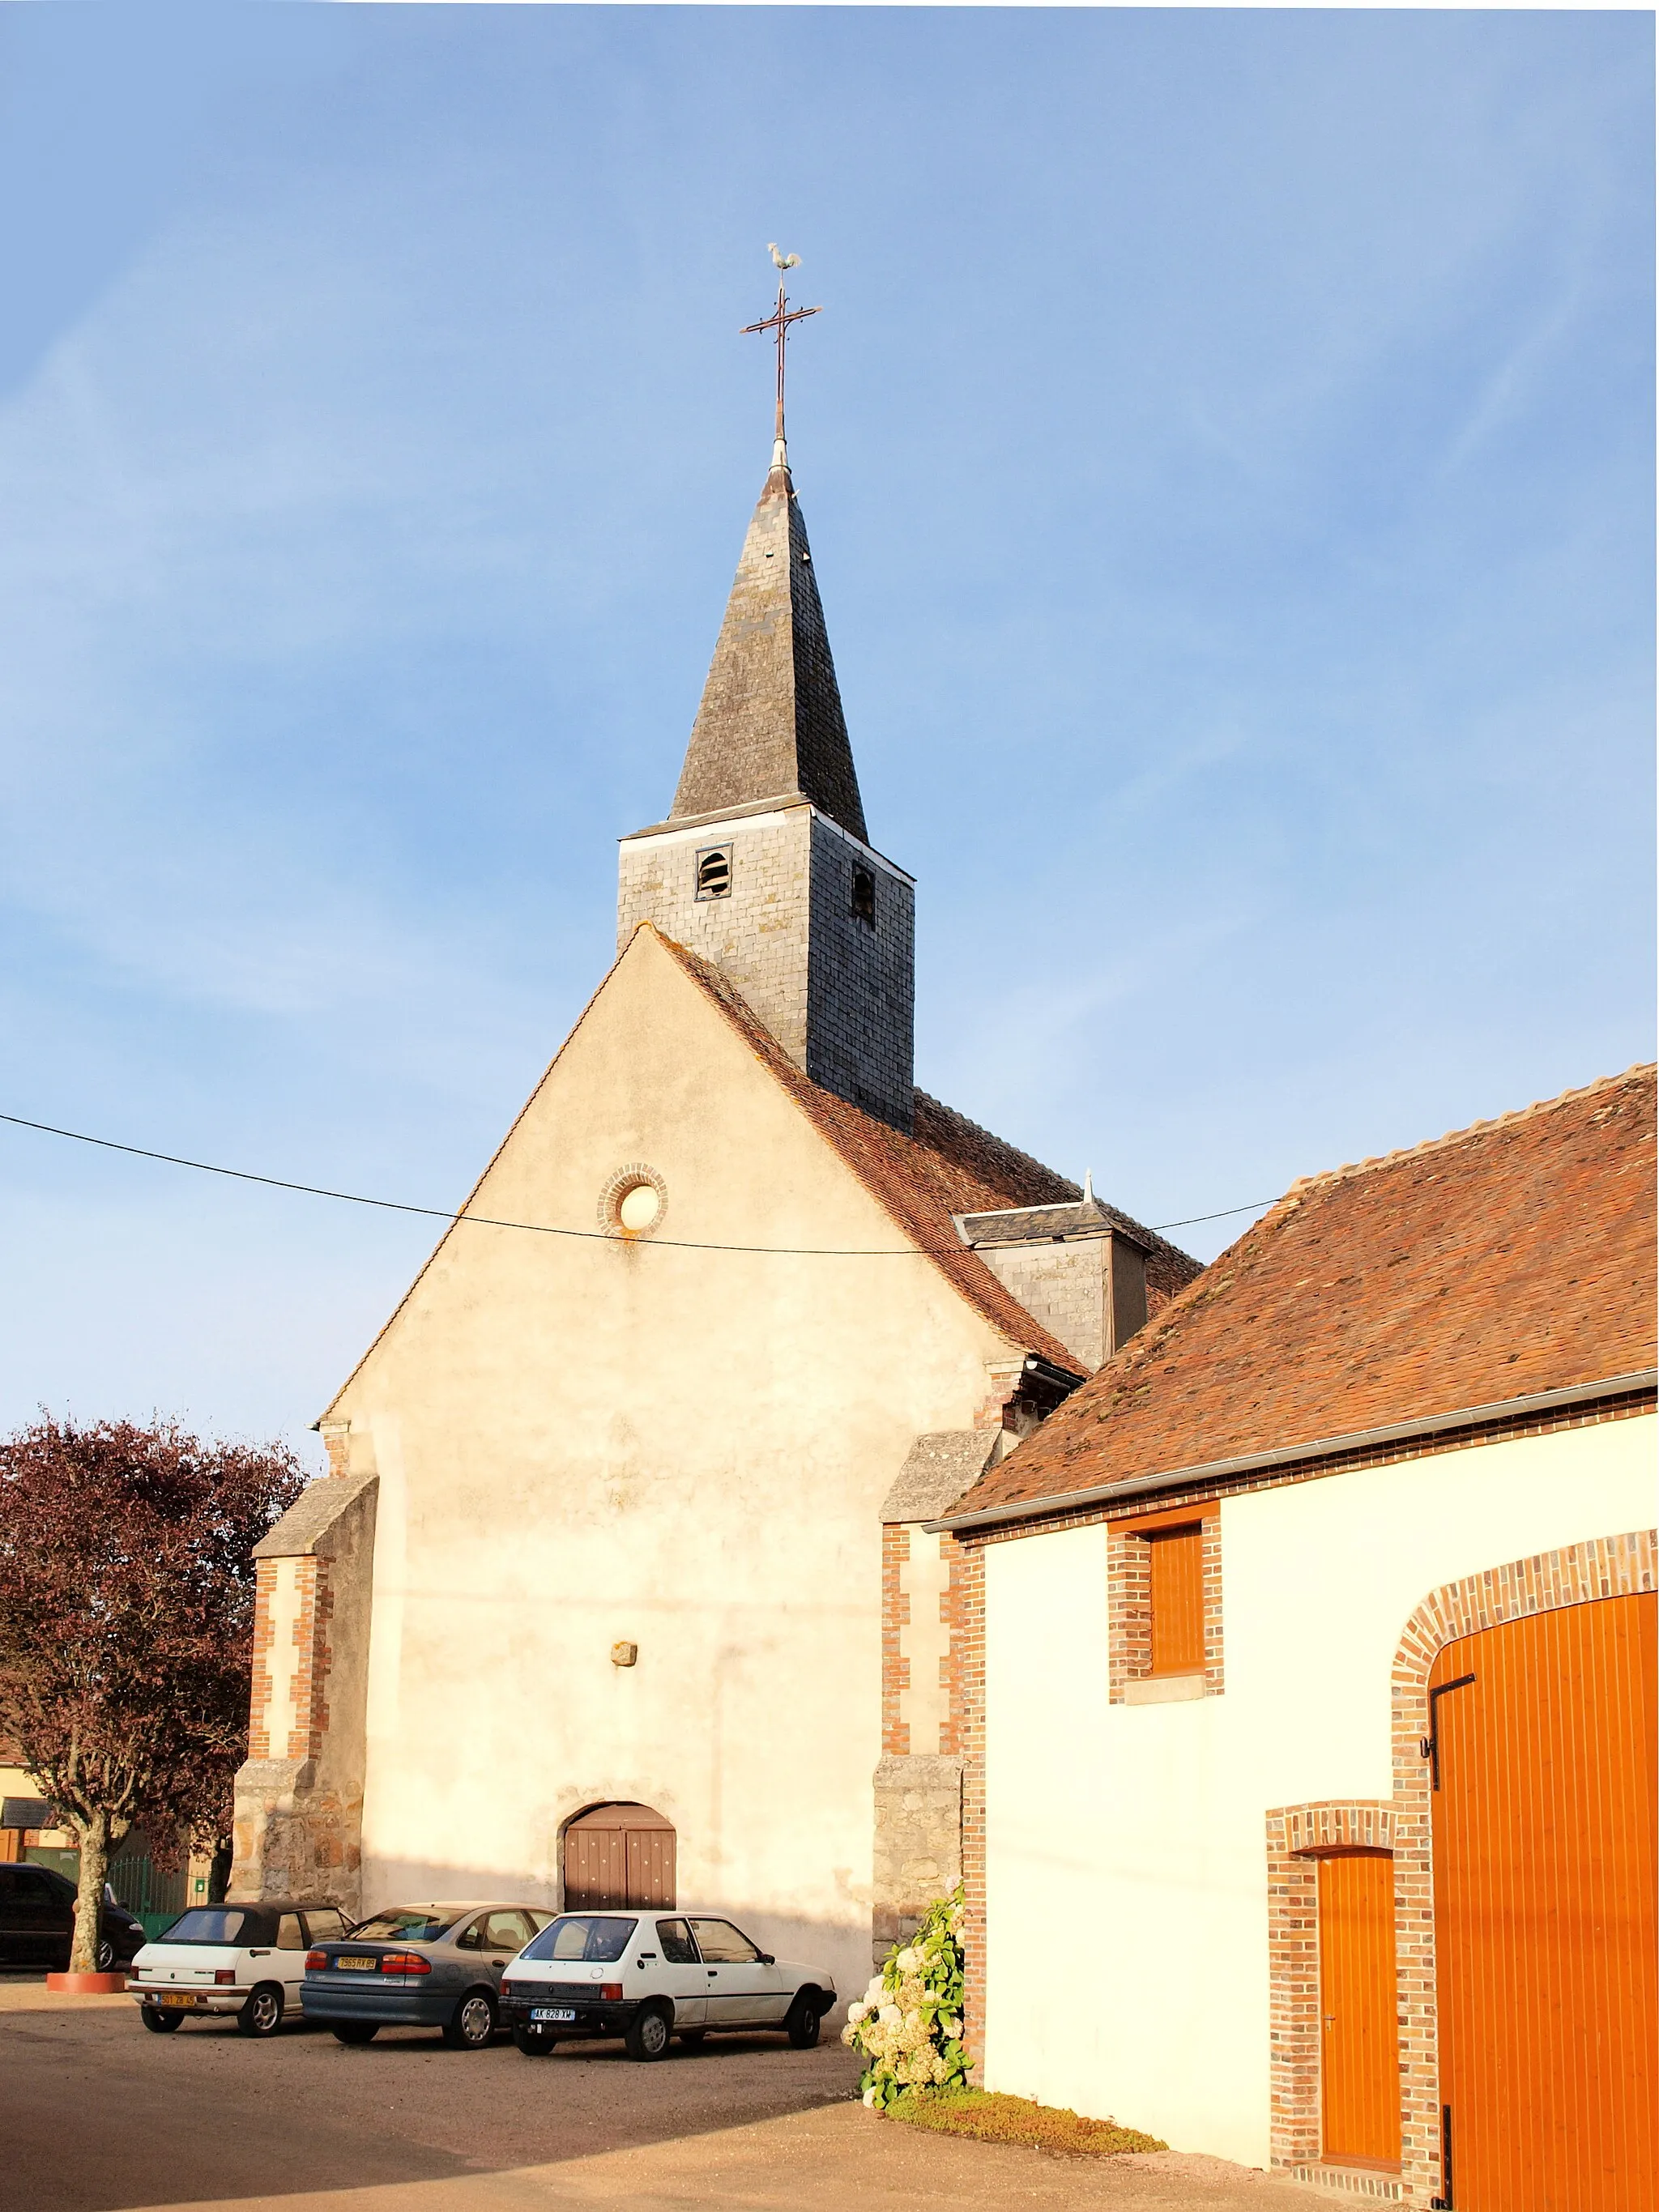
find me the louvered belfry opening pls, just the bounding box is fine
[1431,1592,1657,2212]
[561,1802,676,1912]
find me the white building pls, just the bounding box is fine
[936,1065,1656,2210]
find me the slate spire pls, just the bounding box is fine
[670,452,868,843]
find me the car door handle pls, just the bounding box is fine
[491,1960,506,1970]
[707,1969,719,1978]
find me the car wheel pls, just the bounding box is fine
[442,1989,497,2050]
[785,1990,823,2049]
[331,2021,378,2045]
[677,2028,706,2047]
[237,1984,284,2038]
[512,2025,557,2056]
[625,2004,672,2062]
[141,2007,183,2034]
[96,1937,116,1973]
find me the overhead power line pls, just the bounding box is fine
[0,1110,1275,1256]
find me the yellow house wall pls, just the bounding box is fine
[980,1412,1656,2163]
[332,930,1017,1997]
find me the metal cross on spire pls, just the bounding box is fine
[742,245,821,470]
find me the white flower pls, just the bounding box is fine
[864,1976,885,2004]
[862,2086,877,2108]
[878,2004,902,2027]
[895,1947,919,1972]
[847,2001,868,2025]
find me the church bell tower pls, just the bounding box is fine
[617,349,916,1132]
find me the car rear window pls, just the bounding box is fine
[163,1909,249,1945]
[351,1907,456,1944]
[521,1914,638,1963]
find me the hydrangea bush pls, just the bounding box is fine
[842,1886,970,2109]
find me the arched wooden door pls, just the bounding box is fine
[1431,1592,1657,2212]
[562,1802,676,1911]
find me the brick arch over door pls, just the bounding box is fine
[1388,1529,1657,2209]
[561,1802,676,1912]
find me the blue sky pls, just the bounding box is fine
[2,5,1652,1463]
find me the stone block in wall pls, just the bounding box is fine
[872,1753,963,1963]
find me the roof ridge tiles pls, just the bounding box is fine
[1280,1063,1657,1202]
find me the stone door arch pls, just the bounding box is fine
[561,1802,676,1911]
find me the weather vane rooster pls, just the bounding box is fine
[744,245,820,467]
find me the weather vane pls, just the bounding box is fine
[742,245,821,466]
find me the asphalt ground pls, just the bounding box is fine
[0,1977,1318,2212]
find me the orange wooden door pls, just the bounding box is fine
[1319,1851,1401,2166]
[1432,1592,1657,2212]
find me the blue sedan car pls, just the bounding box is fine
[303,1901,552,2048]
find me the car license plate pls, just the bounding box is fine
[159,1993,198,2008]
[335,1955,378,1971]
[531,2007,577,2022]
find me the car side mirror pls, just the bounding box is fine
[759,1953,774,1965]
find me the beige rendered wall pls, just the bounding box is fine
[979,1413,1656,2163]
[333,929,1017,2001]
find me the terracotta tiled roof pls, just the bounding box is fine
[952,1065,1658,1518]
[655,930,1085,1370]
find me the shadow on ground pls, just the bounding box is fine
[1,1982,864,2212]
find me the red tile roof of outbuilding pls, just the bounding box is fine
[950,1064,1657,1519]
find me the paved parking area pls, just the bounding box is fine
[1,1978,1316,2212]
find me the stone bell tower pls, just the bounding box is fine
[616,436,916,1132]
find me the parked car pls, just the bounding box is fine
[302,1901,554,2048]
[0,1862,146,1973]
[128,1900,353,2036]
[499,1911,836,2061]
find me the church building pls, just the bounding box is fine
[228,428,1201,1999]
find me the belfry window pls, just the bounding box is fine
[696,846,732,901]
[850,867,876,927]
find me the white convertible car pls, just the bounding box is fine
[128,1900,352,2037]
[499,1911,836,2062]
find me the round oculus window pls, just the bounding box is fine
[599,1164,667,1238]
[616,1182,661,1232]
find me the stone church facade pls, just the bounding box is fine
[229,437,1200,1996]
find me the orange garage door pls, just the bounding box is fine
[1431,1592,1657,2211]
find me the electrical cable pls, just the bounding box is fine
[0,1110,1275,1256]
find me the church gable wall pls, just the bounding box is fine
[326,929,1017,2002]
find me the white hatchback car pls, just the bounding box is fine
[129,1900,352,2037]
[499,1910,837,2062]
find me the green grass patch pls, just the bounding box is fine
[884,2087,1168,2156]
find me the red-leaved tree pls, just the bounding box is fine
[0,1417,305,1971]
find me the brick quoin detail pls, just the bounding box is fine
[246,1554,335,1765]
[881,1524,911,1756]
[953,1541,987,2073]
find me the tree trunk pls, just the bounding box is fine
[69,1808,110,1973]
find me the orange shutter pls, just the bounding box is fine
[1148,1523,1204,1674]
[1432,1592,1657,2212]
[1318,1852,1401,2166]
